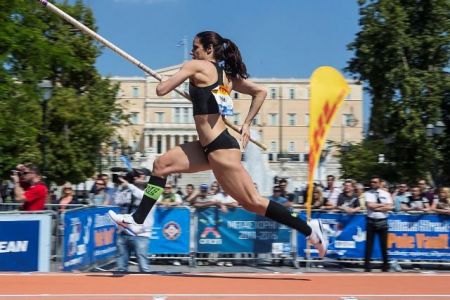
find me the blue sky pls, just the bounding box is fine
[78,0,367,121]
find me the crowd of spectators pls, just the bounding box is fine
[1,165,450,271]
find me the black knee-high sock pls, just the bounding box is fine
[265,200,312,236]
[132,175,166,224]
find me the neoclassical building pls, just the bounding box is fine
[111,64,363,163]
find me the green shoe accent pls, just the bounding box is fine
[144,184,164,199]
[291,212,298,218]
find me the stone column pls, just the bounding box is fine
[161,134,167,154]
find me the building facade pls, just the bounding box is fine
[111,64,363,164]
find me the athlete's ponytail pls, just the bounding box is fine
[195,31,249,79]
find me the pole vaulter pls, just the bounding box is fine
[35,0,266,150]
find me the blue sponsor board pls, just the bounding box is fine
[297,212,450,260]
[196,207,291,253]
[149,207,190,254]
[388,214,450,261]
[0,214,51,272]
[297,212,368,259]
[63,207,119,271]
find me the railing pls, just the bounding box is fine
[0,204,449,272]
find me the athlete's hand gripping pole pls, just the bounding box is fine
[36,0,266,150]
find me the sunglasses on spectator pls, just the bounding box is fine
[165,186,172,189]
[273,189,281,193]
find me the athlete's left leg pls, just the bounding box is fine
[207,149,327,257]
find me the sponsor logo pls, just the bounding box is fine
[162,221,181,240]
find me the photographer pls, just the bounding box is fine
[111,173,154,273]
[10,163,48,211]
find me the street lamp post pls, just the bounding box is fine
[37,80,53,184]
[426,121,445,187]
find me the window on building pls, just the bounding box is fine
[270,141,277,152]
[132,86,139,97]
[156,112,164,123]
[289,88,295,99]
[112,112,121,125]
[288,113,297,126]
[233,113,240,125]
[305,113,310,126]
[183,82,189,93]
[174,108,180,123]
[288,141,295,152]
[270,88,277,99]
[130,112,139,125]
[183,107,189,123]
[269,113,278,126]
[252,115,259,126]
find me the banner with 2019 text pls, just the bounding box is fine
[196,207,291,254]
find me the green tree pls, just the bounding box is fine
[0,0,121,184]
[345,0,450,184]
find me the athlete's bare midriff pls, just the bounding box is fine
[194,114,227,147]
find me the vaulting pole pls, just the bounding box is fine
[36,0,266,150]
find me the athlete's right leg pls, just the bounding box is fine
[109,141,210,233]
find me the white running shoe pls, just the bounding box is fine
[307,219,327,258]
[108,210,144,236]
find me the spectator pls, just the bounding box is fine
[208,181,220,196]
[192,184,217,208]
[89,179,110,205]
[268,185,290,208]
[181,184,196,205]
[392,183,409,212]
[112,177,153,273]
[157,182,182,208]
[100,173,116,202]
[323,175,341,208]
[364,176,393,272]
[418,179,434,206]
[401,185,430,213]
[354,183,366,210]
[311,187,325,209]
[212,184,238,267]
[278,178,296,204]
[11,163,48,211]
[58,183,78,211]
[433,187,450,215]
[336,180,361,214]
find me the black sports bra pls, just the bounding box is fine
[189,62,223,116]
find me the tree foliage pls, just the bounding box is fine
[0,0,121,184]
[345,0,450,185]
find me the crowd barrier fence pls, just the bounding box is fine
[0,203,449,272]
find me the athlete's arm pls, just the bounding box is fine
[232,77,267,147]
[156,61,198,96]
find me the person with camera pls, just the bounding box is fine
[10,163,48,211]
[114,175,154,273]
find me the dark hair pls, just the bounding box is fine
[24,163,40,175]
[195,31,249,79]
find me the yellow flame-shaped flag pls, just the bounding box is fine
[306,66,350,220]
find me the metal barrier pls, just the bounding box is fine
[1,203,449,272]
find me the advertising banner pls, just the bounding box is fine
[63,207,119,271]
[149,207,190,254]
[0,214,52,272]
[196,207,291,253]
[297,212,450,260]
[388,214,450,261]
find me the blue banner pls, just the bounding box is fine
[388,214,450,260]
[0,214,51,272]
[196,207,291,253]
[297,212,450,260]
[149,207,190,254]
[63,207,119,271]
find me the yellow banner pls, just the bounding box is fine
[306,66,350,219]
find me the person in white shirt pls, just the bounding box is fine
[364,176,393,272]
[112,177,154,272]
